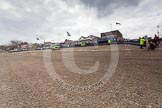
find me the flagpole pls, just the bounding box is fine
[116,24,118,42]
[69,34,71,47]
[116,22,121,42]
[67,32,71,47]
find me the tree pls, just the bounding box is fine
[8,40,23,51]
[0,45,6,51]
[10,40,22,46]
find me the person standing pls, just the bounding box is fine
[140,37,145,49]
[108,39,111,45]
[154,34,160,47]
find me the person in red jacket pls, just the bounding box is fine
[154,34,160,47]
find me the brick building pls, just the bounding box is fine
[101,30,123,41]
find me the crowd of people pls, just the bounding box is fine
[139,34,161,51]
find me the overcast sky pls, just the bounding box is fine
[0,0,162,44]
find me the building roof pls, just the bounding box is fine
[102,30,121,33]
[64,39,74,44]
[79,35,100,41]
[101,30,123,37]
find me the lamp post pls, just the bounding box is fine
[157,25,160,37]
[160,29,162,38]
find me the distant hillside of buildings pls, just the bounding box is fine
[0,30,124,52]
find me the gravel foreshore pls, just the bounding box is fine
[0,45,162,108]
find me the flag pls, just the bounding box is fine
[116,22,121,25]
[36,38,40,40]
[67,32,71,36]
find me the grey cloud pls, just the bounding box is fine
[0,0,162,44]
[0,0,51,42]
[80,0,141,17]
[80,0,140,9]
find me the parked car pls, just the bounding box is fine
[51,43,61,50]
[21,45,29,51]
[43,45,51,50]
[81,43,86,47]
